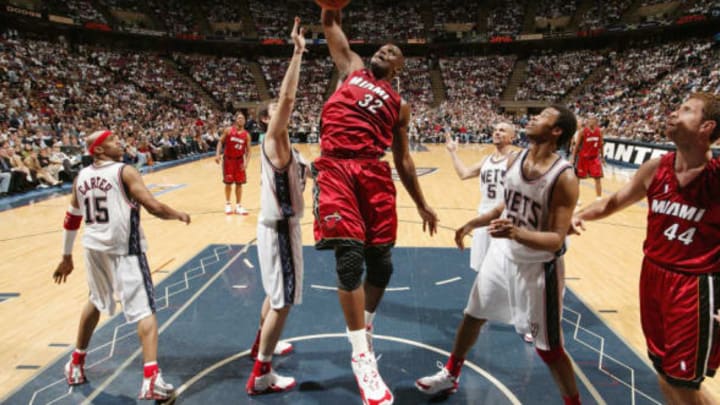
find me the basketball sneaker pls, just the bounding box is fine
[274,340,293,356]
[236,205,249,215]
[225,203,232,215]
[246,368,296,395]
[346,325,375,353]
[139,369,174,400]
[251,340,294,360]
[523,332,534,343]
[64,360,86,385]
[366,323,374,353]
[351,352,394,405]
[415,362,459,395]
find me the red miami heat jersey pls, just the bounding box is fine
[224,127,249,159]
[579,127,602,158]
[320,69,402,158]
[644,153,720,274]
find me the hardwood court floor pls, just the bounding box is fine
[0,143,717,400]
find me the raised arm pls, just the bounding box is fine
[445,132,483,179]
[572,158,660,232]
[321,9,363,77]
[121,165,190,223]
[392,101,438,235]
[264,17,306,168]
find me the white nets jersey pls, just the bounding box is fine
[497,149,571,263]
[478,153,509,214]
[76,162,147,255]
[258,147,308,225]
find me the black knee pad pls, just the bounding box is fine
[335,245,365,291]
[364,245,393,288]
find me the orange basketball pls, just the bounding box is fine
[314,0,350,10]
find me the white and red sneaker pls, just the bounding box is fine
[273,340,293,356]
[139,369,174,400]
[64,360,86,385]
[235,205,249,215]
[224,203,233,215]
[351,352,394,405]
[366,324,374,353]
[246,369,296,395]
[415,362,458,395]
[251,340,294,360]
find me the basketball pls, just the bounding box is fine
[314,0,350,10]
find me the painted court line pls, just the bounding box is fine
[23,247,235,405]
[435,276,462,285]
[79,245,249,404]
[568,352,607,405]
[311,284,337,291]
[310,284,410,292]
[170,333,522,405]
[563,305,662,405]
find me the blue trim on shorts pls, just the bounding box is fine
[137,253,156,313]
[277,219,296,306]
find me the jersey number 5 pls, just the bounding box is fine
[358,94,383,114]
[487,184,497,199]
[84,196,109,224]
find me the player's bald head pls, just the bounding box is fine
[495,122,516,136]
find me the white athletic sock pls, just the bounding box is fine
[364,310,375,328]
[348,328,369,356]
[257,352,272,362]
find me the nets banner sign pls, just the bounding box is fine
[604,138,720,167]
[604,138,672,167]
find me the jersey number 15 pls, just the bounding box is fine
[84,196,109,224]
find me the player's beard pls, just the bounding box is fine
[370,61,390,80]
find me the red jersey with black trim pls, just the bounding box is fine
[320,69,402,158]
[644,152,720,274]
[579,126,602,158]
[224,127,249,159]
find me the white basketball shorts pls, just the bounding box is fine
[84,248,156,323]
[465,242,566,351]
[257,218,303,309]
[469,226,491,272]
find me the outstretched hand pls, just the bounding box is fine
[53,256,73,284]
[418,205,438,236]
[291,17,306,54]
[445,132,458,153]
[454,223,472,250]
[568,216,586,236]
[178,212,191,225]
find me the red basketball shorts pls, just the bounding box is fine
[640,257,720,389]
[223,157,246,184]
[311,156,397,249]
[575,155,603,178]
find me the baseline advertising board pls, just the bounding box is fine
[604,138,720,167]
